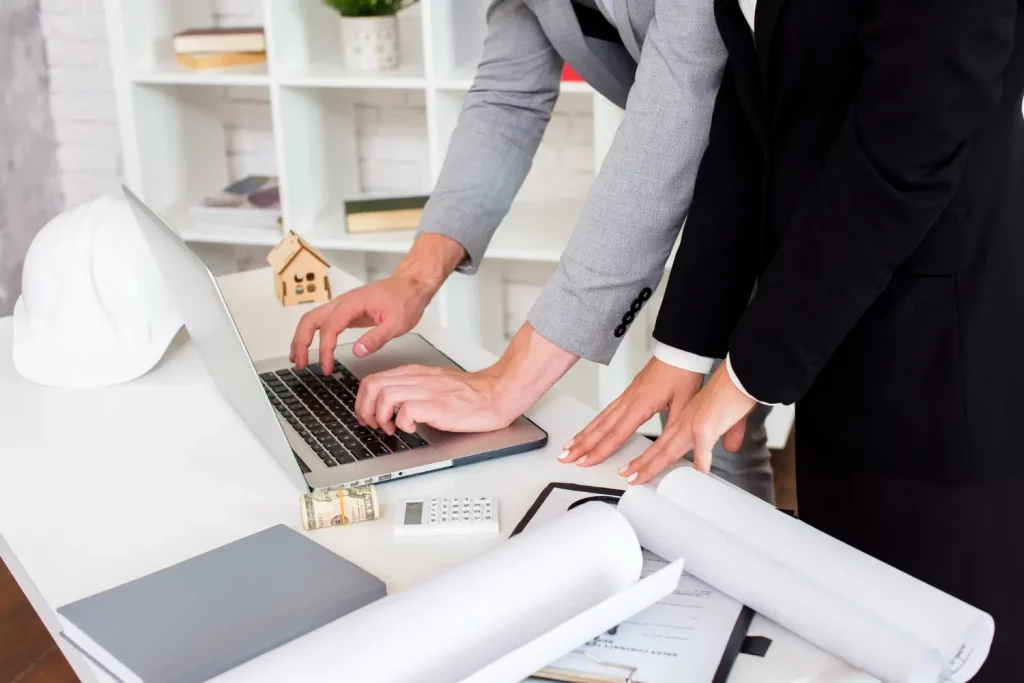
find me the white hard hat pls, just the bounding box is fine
[12,195,183,389]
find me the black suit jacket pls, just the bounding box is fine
[654,0,1024,480]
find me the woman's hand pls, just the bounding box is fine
[617,362,757,485]
[559,358,705,468]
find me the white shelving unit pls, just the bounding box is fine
[103,0,793,446]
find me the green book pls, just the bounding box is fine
[344,195,429,234]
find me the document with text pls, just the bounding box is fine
[539,551,745,683]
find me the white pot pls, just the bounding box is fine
[340,14,400,72]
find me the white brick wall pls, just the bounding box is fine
[40,0,598,336]
[41,0,122,209]
[355,90,431,194]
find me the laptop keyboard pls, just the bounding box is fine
[260,362,428,469]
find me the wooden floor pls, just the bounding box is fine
[772,432,798,513]
[0,441,796,683]
[0,559,78,683]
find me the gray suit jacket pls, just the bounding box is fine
[417,0,726,363]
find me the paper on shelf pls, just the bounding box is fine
[215,503,655,683]
[618,468,994,683]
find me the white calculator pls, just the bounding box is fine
[394,497,499,537]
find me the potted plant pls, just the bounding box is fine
[323,0,416,72]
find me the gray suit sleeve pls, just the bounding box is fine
[528,1,727,364]
[416,0,563,274]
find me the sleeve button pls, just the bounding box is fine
[639,287,653,301]
[614,324,627,338]
[630,300,643,313]
[622,312,635,324]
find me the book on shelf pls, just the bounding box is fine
[344,195,429,234]
[175,51,266,71]
[189,175,281,230]
[172,27,266,55]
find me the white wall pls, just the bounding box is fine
[39,0,595,336]
[0,0,64,316]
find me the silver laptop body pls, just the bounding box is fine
[124,187,547,491]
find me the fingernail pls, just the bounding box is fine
[576,456,588,467]
[618,465,628,475]
[626,472,638,484]
[354,343,367,356]
[562,438,575,450]
[558,450,571,461]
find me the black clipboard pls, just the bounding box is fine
[513,482,757,683]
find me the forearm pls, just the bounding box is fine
[416,0,561,273]
[528,4,727,364]
[392,233,466,296]
[484,323,579,419]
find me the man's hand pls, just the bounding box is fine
[617,361,756,485]
[559,358,704,468]
[290,234,465,375]
[354,364,515,435]
[355,323,579,435]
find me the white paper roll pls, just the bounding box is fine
[657,468,994,681]
[618,483,947,683]
[216,502,643,683]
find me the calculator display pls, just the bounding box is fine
[405,501,423,525]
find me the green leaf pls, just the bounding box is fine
[322,0,417,17]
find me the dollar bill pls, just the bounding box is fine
[300,485,380,530]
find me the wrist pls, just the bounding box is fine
[394,233,466,296]
[481,323,579,418]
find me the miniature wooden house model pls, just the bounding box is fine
[267,231,332,306]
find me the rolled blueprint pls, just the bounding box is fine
[619,467,994,683]
[217,502,647,683]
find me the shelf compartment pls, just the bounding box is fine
[274,85,431,234]
[125,81,279,227]
[267,1,424,87]
[111,0,266,77]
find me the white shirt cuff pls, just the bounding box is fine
[653,342,716,375]
[726,354,787,406]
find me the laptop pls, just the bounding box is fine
[123,187,548,492]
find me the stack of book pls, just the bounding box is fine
[172,26,266,70]
[343,195,429,234]
[190,175,281,231]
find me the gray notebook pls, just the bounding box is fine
[57,524,386,683]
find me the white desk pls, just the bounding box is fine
[0,267,860,683]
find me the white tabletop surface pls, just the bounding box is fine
[0,267,862,683]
